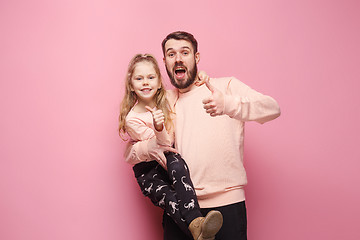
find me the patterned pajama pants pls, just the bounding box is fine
[133,152,202,236]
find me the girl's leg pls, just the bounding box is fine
[163,154,224,240]
[165,152,202,226]
[133,161,191,237]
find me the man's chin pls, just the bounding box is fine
[175,78,187,86]
[169,73,196,89]
[174,80,192,89]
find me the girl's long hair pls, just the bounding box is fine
[118,54,173,140]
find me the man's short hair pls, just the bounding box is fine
[161,31,198,55]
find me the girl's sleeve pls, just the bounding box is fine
[222,77,281,124]
[154,127,172,147]
[124,138,167,166]
[124,117,170,165]
[126,118,172,146]
[125,118,155,141]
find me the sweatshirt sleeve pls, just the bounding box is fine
[154,126,172,147]
[124,137,168,166]
[126,118,155,141]
[124,138,152,165]
[222,77,281,124]
[126,118,171,146]
[124,116,171,165]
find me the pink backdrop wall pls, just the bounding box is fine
[1,0,359,239]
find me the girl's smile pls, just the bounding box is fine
[131,61,161,108]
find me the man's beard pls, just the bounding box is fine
[166,63,198,89]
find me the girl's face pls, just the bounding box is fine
[130,61,161,106]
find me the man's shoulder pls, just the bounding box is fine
[210,76,243,89]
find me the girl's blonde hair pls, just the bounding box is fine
[118,54,173,140]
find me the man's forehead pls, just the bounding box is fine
[165,39,193,51]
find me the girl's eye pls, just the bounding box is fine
[149,76,154,79]
[135,77,142,81]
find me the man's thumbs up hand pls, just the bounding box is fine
[202,79,225,117]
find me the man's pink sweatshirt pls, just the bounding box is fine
[126,77,280,208]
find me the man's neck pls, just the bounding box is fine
[178,83,198,93]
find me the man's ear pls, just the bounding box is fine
[195,52,200,64]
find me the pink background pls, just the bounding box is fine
[1,0,359,239]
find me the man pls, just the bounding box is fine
[125,31,280,240]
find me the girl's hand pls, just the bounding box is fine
[145,138,179,170]
[145,106,165,132]
[195,70,210,86]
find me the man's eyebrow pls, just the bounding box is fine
[181,46,191,51]
[166,48,174,53]
[166,46,191,53]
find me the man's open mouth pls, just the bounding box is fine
[175,66,186,79]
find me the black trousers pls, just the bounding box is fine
[162,201,247,240]
[133,152,202,237]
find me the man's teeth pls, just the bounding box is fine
[175,67,185,72]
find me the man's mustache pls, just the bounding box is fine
[174,63,187,70]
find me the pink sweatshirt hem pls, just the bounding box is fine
[197,188,246,208]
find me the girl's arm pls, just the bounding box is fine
[124,137,177,169]
[195,70,210,86]
[125,117,172,168]
[145,106,172,147]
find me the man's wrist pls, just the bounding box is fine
[223,94,242,118]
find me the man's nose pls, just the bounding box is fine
[175,53,182,62]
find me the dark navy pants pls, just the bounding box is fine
[162,201,247,240]
[133,152,202,237]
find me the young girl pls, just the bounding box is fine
[118,54,223,240]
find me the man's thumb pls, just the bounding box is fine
[205,79,215,93]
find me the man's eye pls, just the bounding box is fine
[168,53,175,57]
[183,51,189,55]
